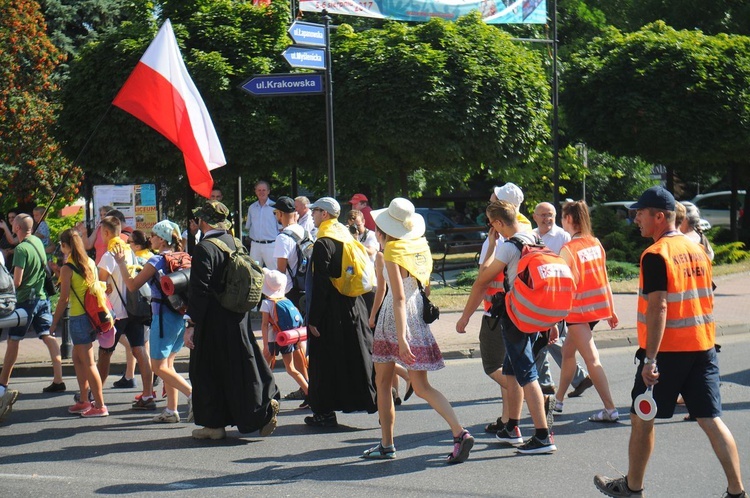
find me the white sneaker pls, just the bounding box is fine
[153,409,180,423]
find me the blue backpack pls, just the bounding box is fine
[271,298,303,332]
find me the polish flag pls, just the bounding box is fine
[113,19,225,198]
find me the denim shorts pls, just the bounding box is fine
[68,314,97,345]
[501,315,539,387]
[8,298,53,339]
[631,347,722,419]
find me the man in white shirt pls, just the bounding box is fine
[273,196,308,309]
[532,202,593,398]
[295,196,316,239]
[245,181,280,270]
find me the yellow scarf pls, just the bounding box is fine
[315,218,353,243]
[384,237,432,287]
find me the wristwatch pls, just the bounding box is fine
[644,357,657,365]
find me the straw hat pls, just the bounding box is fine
[372,198,425,240]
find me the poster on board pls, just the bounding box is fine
[93,184,158,232]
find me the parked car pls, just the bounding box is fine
[691,191,746,228]
[415,208,487,249]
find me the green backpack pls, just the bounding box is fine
[204,237,264,313]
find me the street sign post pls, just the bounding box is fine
[282,46,327,70]
[288,21,326,47]
[239,73,324,97]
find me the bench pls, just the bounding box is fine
[433,227,485,286]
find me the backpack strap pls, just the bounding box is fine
[204,235,240,254]
[269,300,282,335]
[63,262,98,330]
[280,229,304,279]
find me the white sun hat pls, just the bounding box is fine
[372,197,426,241]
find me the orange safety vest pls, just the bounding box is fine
[637,234,715,352]
[561,237,614,323]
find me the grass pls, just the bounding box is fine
[430,259,750,311]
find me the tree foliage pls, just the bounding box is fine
[0,0,80,212]
[563,22,750,174]
[332,13,551,198]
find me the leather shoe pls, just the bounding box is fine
[568,376,594,398]
[192,427,226,440]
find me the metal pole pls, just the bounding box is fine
[552,0,560,209]
[60,306,71,359]
[322,10,336,198]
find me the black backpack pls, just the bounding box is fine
[0,263,16,318]
[280,227,314,292]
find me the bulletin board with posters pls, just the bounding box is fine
[93,184,158,232]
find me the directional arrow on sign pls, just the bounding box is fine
[282,46,326,70]
[288,21,326,47]
[239,73,324,97]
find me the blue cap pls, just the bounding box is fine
[630,187,675,211]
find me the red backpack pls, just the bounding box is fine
[504,236,574,333]
[65,263,116,333]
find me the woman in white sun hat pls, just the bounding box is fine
[363,197,474,464]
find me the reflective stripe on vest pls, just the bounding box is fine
[483,275,505,312]
[636,235,715,352]
[563,237,614,323]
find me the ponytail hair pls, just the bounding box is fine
[171,228,183,252]
[59,229,95,285]
[562,200,593,237]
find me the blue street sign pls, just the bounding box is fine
[282,46,326,70]
[240,73,324,97]
[288,21,326,48]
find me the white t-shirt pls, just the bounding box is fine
[274,224,305,293]
[534,224,570,255]
[494,231,538,290]
[359,229,378,263]
[261,298,279,342]
[99,249,133,320]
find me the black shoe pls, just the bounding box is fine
[298,397,310,410]
[568,376,594,398]
[540,384,556,395]
[152,374,160,387]
[113,376,136,389]
[544,395,556,431]
[516,435,556,454]
[391,387,402,406]
[42,382,66,393]
[485,417,503,433]
[403,383,414,401]
[304,412,338,427]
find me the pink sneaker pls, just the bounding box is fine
[81,404,109,418]
[69,401,92,414]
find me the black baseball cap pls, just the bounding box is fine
[274,196,296,213]
[630,186,676,211]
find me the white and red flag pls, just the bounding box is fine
[113,19,225,198]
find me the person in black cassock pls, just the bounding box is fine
[304,197,377,427]
[185,200,279,440]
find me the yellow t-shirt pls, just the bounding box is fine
[68,259,98,317]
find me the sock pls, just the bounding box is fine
[142,396,154,401]
[535,428,549,440]
[164,408,176,415]
[506,418,519,432]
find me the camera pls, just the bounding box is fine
[348,224,358,235]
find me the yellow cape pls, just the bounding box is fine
[383,237,432,287]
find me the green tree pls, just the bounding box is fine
[332,13,551,198]
[0,0,80,212]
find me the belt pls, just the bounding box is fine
[251,239,275,244]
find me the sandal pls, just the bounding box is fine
[362,442,396,459]
[589,409,620,423]
[446,430,474,464]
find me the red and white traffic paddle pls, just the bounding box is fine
[634,386,657,421]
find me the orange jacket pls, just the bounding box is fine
[637,235,714,352]
[561,237,614,323]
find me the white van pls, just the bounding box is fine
[691,191,746,228]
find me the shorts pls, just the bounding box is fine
[479,314,506,375]
[269,341,295,356]
[68,314,97,345]
[631,347,722,419]
[8,298,52,340]
[100,317,146,353]
[149,308,185,360]
[500,315,540,387]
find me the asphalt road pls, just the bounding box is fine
[1,334,748,497]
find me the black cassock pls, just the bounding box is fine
[188,231,278,433]
[306,236,377,415]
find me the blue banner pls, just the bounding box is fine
[299,0,545,24]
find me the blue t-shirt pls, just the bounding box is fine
[147,254,168,314]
